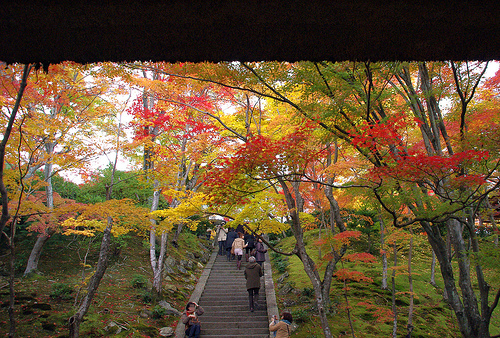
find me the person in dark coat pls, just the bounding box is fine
[244,256,263,312]
[244,232,255,261]
[225,228,237,261]
[255,236,267,267]
[235,223,245,235]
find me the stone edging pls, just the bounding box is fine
[174,250,218,338]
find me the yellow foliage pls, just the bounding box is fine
[60,199,150,237]
[223,191,290,234]
[63,228,97,237]
[299,212,316,229]
[149,191,207,234]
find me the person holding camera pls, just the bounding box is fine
[269,311,293,338]
[181,301,204,338]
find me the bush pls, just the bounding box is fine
[293,307,310,323]
[139,290,153,303]
[151,305,168,319]
[130,274,148,289]
[271,251,290,273]
[275,259,289,273]
[50,283,74,300]
[302,287,314,298]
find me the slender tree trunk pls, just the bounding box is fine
[68,218,113,337]
[23,232,53,275]
[380,215,388,290]
[8,218,18,338]
[151,231,168,296]
[24,152,55,275]
[391,241,398,338]
[67,104,124,337]
[278,178,333,338]
[430,250,437,287]
[422,221,472,338]
[148,184,164,298]
[407,227,414,337]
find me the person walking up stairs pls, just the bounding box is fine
[245,256,263,312]
[186,253,270,337]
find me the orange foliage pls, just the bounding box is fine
[333,268,373,283]
[332,230,362,245]
[342,252,377,264]
[357,301,393,323]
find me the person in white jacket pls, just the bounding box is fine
[216,224,227,255]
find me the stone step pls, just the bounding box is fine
[201,314,268,322]
[199,305,267,313]
[201,295,266,301]
[199,334,269,338]
[176,249,275,338]
[201,319,269,329]
[201,327,270,335]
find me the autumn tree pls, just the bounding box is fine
[204,118,353,337]
[67,87,140,338]
[195,60,500,337]
[0,63,33,338]
[124,62,233,297]
[0,62,119,276]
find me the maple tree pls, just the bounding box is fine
[123,62,234,297]
[193,60,500,337]
[0,63,34,337]
[0,62,120,276]
[66,92,142,338]
[202,114,353,337]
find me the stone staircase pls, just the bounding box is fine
[175,249,279,338]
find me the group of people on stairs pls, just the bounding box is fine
[181,222,293,338]
[216,223,268,269]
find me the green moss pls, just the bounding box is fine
[269,229,495,337]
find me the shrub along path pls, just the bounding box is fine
[175,248,279,338]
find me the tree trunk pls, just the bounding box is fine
[148,185,164,298]
[380,214,388,290]
[23,231,53,276]
[68,218,113,338]
[391,242,398,338]
[8,218,19,338]
[430,250,437,287]
[407,227,414,337]
[24,143,56,276]
[68,108,123,337]
[422,221,473,338]
[278,178,333,338]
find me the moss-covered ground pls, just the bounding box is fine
[269,229,500,337]
[0,232,208,337]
